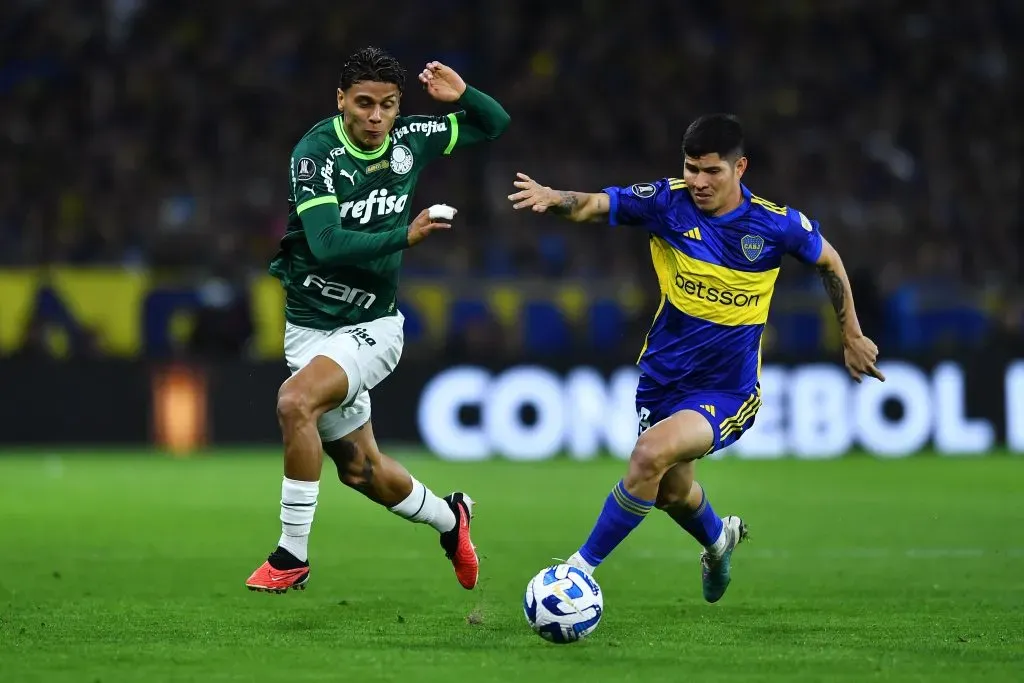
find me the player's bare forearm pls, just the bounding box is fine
[509,174,609,222]
[549,191,610,223]
[815,239,861,340]
[816,238,885,382]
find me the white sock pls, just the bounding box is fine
[278,477,319,562]
[567,552,597,575]
[706,525,730,557]
[388,477,456,533]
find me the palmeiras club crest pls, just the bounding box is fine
[390,145,414,175]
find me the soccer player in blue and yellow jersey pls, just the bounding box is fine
[508,114,884,603]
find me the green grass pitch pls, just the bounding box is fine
[1,450,1022,682]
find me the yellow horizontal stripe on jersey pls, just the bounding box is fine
[649,237,778,326]
[296,195,339,214]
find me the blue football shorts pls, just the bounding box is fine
[635,373,762,456]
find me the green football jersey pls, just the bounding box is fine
[269,113,458,329]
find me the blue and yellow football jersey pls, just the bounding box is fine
[604,178,823,396]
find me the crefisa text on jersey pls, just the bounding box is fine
[391,119,448,142]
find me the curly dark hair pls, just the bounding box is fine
[338,46,406,92]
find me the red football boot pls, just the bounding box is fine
[439,493,478,590]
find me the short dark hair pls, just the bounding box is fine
[682,114,745,162]
[339,46,406,92]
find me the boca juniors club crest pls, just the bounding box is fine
[740,234,765,262]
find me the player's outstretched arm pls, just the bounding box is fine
[419,62,510,146]
[508,173,609,223]
[815,239,885,383]
[299,203,451,266]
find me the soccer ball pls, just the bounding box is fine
[523,564,603,644]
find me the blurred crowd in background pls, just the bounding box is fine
[2,0,1020,359]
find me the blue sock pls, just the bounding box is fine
[577,480,655,568]
[679,489,724,548]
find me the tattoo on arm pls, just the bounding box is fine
[817,265,847,327]
[550,191,579,216]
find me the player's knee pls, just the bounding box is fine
[627,439,671,483]
[276,385,313,431]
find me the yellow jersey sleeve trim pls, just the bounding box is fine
[296,195,339,215]
[749,193,788,216]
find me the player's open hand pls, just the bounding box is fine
[508,173,559,213]
[843,334,885,383]
[407,207,455,247]
[419,62,466,102]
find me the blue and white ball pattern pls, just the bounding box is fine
[523,564,603,643]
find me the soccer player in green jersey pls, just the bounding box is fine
[246,47,510,594]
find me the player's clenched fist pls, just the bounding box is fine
[407,207,455,246]
[508,173,559,213]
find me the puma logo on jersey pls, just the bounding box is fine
[339,169,358,185]
[301,185,316,196]
[339,188,409,225]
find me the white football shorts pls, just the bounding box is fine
[282,311,404,442]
